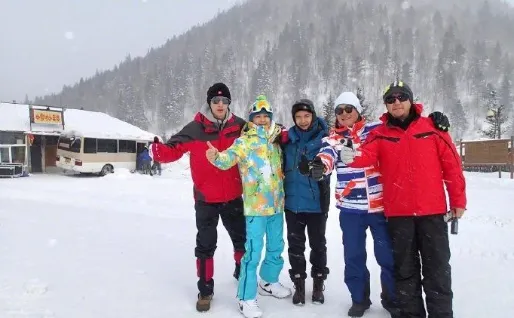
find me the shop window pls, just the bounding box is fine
[0,131,24,145]
[118,140,136,153]
[11,146,25,164]
[0,147,9,163]
[97,139,117,153]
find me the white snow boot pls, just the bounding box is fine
[258,280,292,298]
[238,298,263,318]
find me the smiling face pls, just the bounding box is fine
[384,93,412,120]
[294,110,313,130]
[251,113,271,128]
[335,104,359,128]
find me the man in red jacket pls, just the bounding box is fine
[340,81,466,318]
[150,83,246,312]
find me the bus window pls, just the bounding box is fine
[84,138,97,154]
[119,140,136,153]
[136,142,147,154]
[97,139,117,153]
[58,137,81,153]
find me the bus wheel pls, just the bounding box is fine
[100,164,113,176]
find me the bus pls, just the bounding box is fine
[56,133,152,175]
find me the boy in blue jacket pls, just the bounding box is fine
[282,99,331,306]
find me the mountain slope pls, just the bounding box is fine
[34,0,514,139]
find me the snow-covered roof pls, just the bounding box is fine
[0,102,30,132]
[0,102,155,141]
[62,108,154,140]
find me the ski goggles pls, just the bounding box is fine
[210,96,231,105]
[335,104,355,115]
[250,99,273,114]
[384,93,409,104]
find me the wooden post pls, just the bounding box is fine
[459,139,463,163]
[41,136,46,173]
[509,136,514,179]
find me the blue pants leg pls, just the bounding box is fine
[237,216,267,300]
[339,212,370,303]
[367,213,395,300]
[259,213,285,283]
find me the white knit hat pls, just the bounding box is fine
[333,91,362,114]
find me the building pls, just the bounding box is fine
[0,102,155,176]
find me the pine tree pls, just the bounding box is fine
[481,104,508,139]
[322,94,336,129]
[356,87,373,120]
[449,99,468,140]
[480,86,508,139]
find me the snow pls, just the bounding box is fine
[0,165,513,317]
[0,103,29,132]
[64,32,75,40]
[0,103,155,141]
[63,108,155,140]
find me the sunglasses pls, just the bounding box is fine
[335,105,355,115]
[384,93,409,104]
[211,96,231,105]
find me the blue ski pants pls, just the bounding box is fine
[237,213,285,300]
[339,211,395,303]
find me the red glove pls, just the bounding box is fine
[280,127,289,144]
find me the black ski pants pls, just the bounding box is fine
[285,210,329,280]
[387,214,453,318]
[195,197,246,295]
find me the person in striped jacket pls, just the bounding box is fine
[314,91,396,317]
[309,90,451,317]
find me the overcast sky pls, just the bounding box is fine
[0,0,242,102]
[1,0,513,102]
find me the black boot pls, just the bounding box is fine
[312,277,325,304]
[347,299,372,317]
[292,278,305,305]
[347,279,371,317]
[233,263,241,280]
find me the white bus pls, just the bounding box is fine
[56,133,151,175]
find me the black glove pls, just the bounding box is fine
[429,111,450,132]
[298,155,311,176]
[309,157,325,181]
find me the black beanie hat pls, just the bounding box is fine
[382,80,414,103]
[291,99,317,122]
[206,82,231,104]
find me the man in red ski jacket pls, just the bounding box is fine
[340,81,466,318]
[150,83,246,312]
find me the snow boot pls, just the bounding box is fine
[348,279,371,317]
[258,280,292,298]
[347,299,372,317]
[196,293,213,312]
[292,278,305,305]
[238,298,263,318]
[312,277,325,304]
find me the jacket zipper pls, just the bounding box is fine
[219,130,226,201]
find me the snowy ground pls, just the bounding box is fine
[1,159,513,318]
